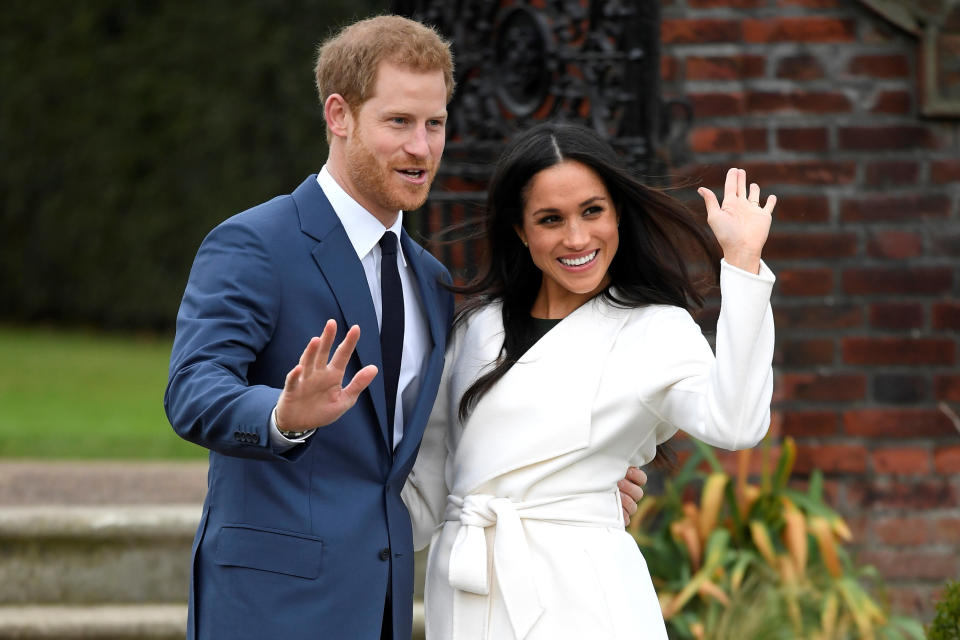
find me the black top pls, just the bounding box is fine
[519,316,563,355]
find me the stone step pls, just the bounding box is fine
[0,604,187,640]
[0,505,198,604]
[0,603,426,640]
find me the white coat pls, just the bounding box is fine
[402,260,776,640]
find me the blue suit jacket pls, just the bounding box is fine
[164,175,454,639]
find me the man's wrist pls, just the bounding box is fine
[273,407,316,440]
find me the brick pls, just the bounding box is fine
[873,516,929,545]
[933,516,960,543]
[843,408,958,437]
[776,373,865,402]
[864,161,920,187]
[776,268,833,296]
[869,302,924,330]
[685,55,766,80]
[872,448,931,474]
[775,338,834,366]
[776,54,824,80]
[777,0,841,6]
[688,127,767,153]
[935,446,960,473]
[933,302,960,330]
[770,195,829,222]
[689,0,767,6]
[842,267,953,295]
[765,232,857,259]
[857,550,959,581]
[848,54,910,78]
[742,18,856,43]
[661,55,677,83]
[931,159,960,183]
[872,373,928,404]
[780,410,838,436]
[746,161,855,185]
[661,19,742,44]
[934,375,960,401]
[886,586,939,620]
[774,304,862,330]
[847,478,957,509]
[838,126,939,150]
[840,194,951,222]
[793,443,868,474]
[866,230,923,259]
[843,338,955,365]
[931,231,960,257]
[870,90,912,114]
[776,127,829,152]
[747,91,851,113]
[689,93,746,117]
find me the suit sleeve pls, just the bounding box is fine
[639,259,776,450]
[164,218,293,461]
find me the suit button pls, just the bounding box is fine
[233,432,241,441]
[251,433,260,444]
[379,548,390,561]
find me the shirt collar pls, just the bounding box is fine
[317,165,406,266]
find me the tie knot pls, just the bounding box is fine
[379,231,398,256]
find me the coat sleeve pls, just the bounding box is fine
[639,259,776,451]
[163,217,294,461]
[401,323,463,551]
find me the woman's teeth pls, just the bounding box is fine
[559,250,598,267]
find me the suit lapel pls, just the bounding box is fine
[392,230,445,466]
[292,176,389,447]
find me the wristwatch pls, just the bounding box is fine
[274,407,316,440]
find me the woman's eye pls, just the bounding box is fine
[584,206,603,216]
[537,215,560,224]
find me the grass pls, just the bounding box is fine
[0,326,206,459]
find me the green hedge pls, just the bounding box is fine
[1,1,387,330]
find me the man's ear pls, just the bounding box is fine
[324,94,352,139]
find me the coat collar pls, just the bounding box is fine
[450,297,631,495]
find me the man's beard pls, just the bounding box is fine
[345,133,435,215]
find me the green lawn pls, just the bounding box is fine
[0,326,206,459]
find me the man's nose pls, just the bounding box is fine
[404,125,430,158]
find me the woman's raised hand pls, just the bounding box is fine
[697,167,775,274]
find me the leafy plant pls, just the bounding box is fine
[629,437,925,640]
[927,580,960,640]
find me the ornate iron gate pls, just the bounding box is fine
[393,0,668,280]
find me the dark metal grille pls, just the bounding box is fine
[394,0,665,281]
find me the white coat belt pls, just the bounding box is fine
[443,490,623,639]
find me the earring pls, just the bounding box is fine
[522,240,528,247]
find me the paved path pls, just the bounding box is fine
[0,461,208,505]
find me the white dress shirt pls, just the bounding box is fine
[270,166,431,450]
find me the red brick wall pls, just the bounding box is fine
[661,0,960,619]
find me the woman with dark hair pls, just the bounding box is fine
[403,122,777,640]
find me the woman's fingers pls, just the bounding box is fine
[723,167,738,203]
[748,183,760,205]
[697,186,720,214]
[763,194,778,215]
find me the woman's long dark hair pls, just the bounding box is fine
[451,122,721,465]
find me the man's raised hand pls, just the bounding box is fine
[275,320,378,433]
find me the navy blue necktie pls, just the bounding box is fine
[379,232,404,452]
